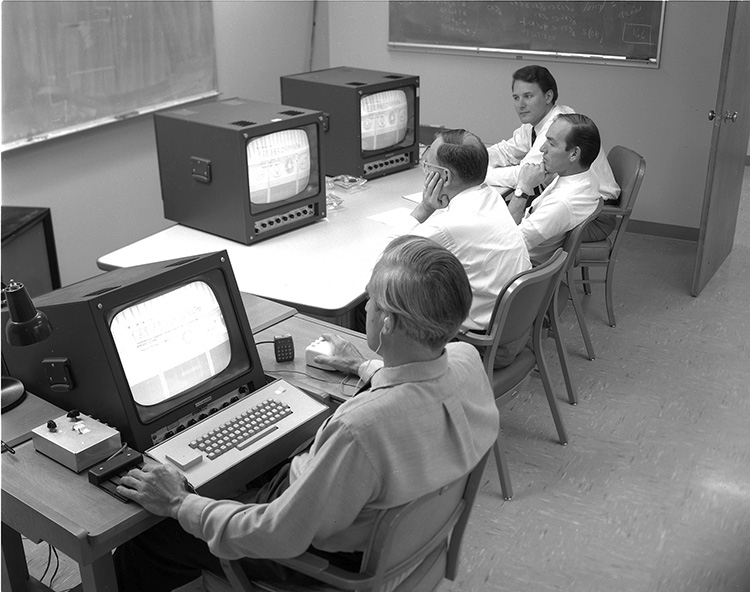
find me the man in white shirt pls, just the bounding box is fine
[508,113,602,265]
[487,65,619,241]
[397,128,531,367]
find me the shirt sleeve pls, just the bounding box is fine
[358,359,383,383]
[389,208,421,237]
[591,148,621,201]
[519,197,574,250]
[485,124,537,189]
[178,417,381,560]
[487,124,530,168]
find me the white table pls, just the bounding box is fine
[98,167,423,327]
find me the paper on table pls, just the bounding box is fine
[369,207,414,227]
[402,191,422,203]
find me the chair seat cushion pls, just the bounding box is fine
[491,346,536,395]
[577,239,612,262]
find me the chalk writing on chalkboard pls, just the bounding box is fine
[389,1,665,66]
[2,1,218,151]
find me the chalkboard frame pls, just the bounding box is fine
[388,1,666,68]
[1,1,218,152]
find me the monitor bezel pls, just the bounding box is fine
[102,266,255,425]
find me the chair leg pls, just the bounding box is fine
[581,265,592,295]
[549,315,578,405]
[566,272,596,360]
[604,261,617,327]
[220,558,256,591]
[494,431,513,500]
[549,285,578,405]
[534,337,568,445]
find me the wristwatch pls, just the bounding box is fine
[514,187,527,198]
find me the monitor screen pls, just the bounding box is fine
[360,90,408,152]
[111,280,231,410]
[247,129,311,206]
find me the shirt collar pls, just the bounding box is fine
[555,169,591,185]
[445,183,486,210]
[370,349,449,392]
[533,105,561,135]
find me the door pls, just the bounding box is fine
[692,1,750,296]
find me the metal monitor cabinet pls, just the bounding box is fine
[281,67,420,180]
[154,98,327,245]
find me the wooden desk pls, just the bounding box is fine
[1,305,363,592]
[0,295,295,592]
[2,432,163,592]
[97,167,423,327]
[254,314,379,402]
[240,292,296,334]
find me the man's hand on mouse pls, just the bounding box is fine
[314,333,367,374]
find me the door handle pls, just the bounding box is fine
[723,111,738,123]
[708,110,717,121]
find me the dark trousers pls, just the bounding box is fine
[113,463,362,592]
[581,214,617,243]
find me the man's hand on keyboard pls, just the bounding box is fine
[117,462,192,518]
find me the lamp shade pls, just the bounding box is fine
[4,280,53,346]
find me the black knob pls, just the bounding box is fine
[46,419,57,431]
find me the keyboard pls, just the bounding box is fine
[146,378,331,492]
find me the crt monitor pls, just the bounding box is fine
[281,67,420,180]
[154,98,328,245]
[0,251,269,452]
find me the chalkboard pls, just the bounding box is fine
[2,1,218,151]
[389,1,665,66]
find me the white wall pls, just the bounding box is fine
[1,1,732,287]
[1,1,315,286]
[324,1,729,233]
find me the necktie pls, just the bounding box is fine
[528,127,542,202]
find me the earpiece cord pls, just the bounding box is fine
[353,327,384,393]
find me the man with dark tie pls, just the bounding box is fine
[486,65,619,241]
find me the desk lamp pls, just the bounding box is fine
[2,279,54,412]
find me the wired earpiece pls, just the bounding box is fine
[354,316,387,394]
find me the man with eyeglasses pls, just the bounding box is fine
[395,128,531,368]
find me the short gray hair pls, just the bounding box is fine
[368,235,472,350]
[434,129,489,186]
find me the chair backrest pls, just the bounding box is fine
[361,451,491,592]
[561,198,604,271]
[472,249,568,376]
[607,145,646,213]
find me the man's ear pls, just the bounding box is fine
[569,146,581,163]
[382,316,392,334]
[544,89,554,105]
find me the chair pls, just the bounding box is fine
[211,451,491,592]
[559,199,605,361]
[455,248,570,501]
[575,146,647,327]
